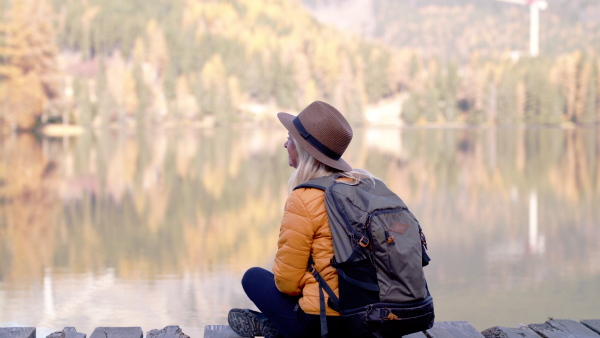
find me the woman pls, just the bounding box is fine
[227,101,375,338]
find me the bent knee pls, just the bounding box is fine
[241,267,273,292]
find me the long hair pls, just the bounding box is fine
[287,136,376,193]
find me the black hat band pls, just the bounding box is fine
[293,117,341,161]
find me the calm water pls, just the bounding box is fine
[1,127,599,337]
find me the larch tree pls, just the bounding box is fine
[0,0,62,131]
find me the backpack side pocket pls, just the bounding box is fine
[332,258,379,310]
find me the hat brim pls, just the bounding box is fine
[278,112,352,172]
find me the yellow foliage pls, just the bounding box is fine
[560,51,582,121]
[0,0,61,130]
[146,20,170,74]
[182,0,202,29]
[122,69,139,115]
[81,6,101,26]
[304,79,319,103]
[201,54,226,89]
[245,27,278,55]
[312,37,342,89]
[0,72,46,129]
[132,37,147,64]
[106,52,128,108]
[176,75,200,119]
[183,0,239,37]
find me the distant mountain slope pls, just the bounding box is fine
[42,0,404,125]
[1,0,598,130]
[299,0,600,59]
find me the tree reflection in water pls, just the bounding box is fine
[0,127,598,336]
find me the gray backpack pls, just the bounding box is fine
[296,174,434,338]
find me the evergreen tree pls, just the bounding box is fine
[401,94,421,124]
[525,61,544,123]
[423,88,440,123]
[439,62,459,122]
[74,77,93,126]
[576,54,598,124]
[95,56,116,126]
[364,48,391,102]
[497,72,518,125]
[582,60,598,124]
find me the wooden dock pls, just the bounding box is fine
[205,319,600,337]
[0,326,189,338]
[1,319,599,338]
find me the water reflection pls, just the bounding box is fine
[0,127,599,336]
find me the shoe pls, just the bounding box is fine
[227,308,281,338]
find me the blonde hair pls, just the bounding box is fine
[288,136,376,193]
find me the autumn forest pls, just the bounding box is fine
[0,0,599,132]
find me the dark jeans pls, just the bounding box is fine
[241,267,344,338]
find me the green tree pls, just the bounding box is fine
[439,62,459,122]
[423,88,440,123]
[497,69,519,125]
[200,54,233,125]
[73,77,93,126]
[401,94,421,124]
[580,55,599,124]
[364,48,391,102]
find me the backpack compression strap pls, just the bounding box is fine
[308,256,339,338]
[296,177,341,337]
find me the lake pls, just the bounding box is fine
[1,126,599,337]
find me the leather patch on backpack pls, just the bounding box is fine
[390,222,410,234]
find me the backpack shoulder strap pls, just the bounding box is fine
[293,174,338,191]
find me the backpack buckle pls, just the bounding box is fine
[359,236,369,248]
[420,231,428,249]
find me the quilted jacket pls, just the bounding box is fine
[273,187,340,316]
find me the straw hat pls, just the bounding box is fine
[278,101,353,172]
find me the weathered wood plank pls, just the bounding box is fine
[89,327,143,338]
[46,327,87,338]
[45,331,63,338]
[582,320,600,335]
[402,330,427,337]
[549,319,600,337]
[64,327,87,338]
[530,319,600,338]
[203,325,240,338]
[530,321,566,338]
[425,321,485,338]
[481,325,540,338]
[146,326,189,338]
[0,328,36,338]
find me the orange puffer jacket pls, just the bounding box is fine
[273,187,340,316]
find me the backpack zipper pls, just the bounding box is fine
[365,214,378,270]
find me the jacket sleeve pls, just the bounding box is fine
[273,189,315,296]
